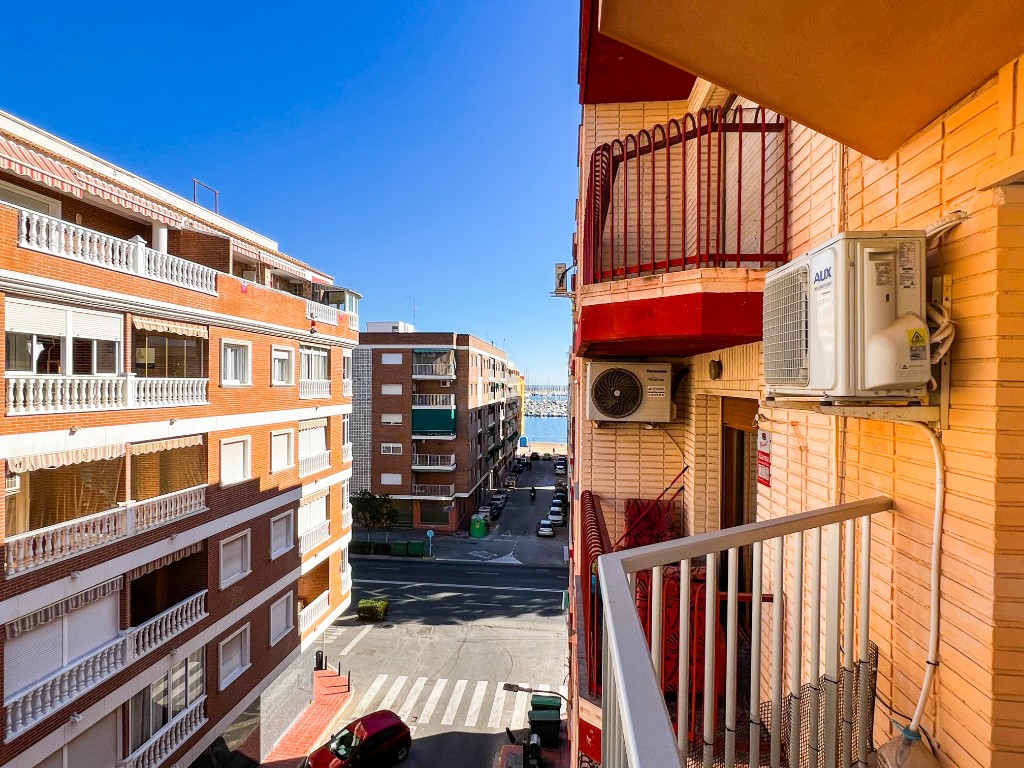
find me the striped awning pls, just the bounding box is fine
[7,442,125,473]
[261,250,307,280]
[231,237,261,261]
[126,542,203,581]
[6,577,123,638]
[300,487,331,506]
[0,136,81,196]
[74,170,182,227]
[300,418,328,430]
[129,435,204,456]
[132,315,208,339]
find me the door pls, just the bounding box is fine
[720,397,759,618]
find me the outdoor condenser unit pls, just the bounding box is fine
[763,231,930,400]
[586,362,673,422]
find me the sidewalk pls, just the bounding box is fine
[261,670,353,767]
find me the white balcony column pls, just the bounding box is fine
[151,223,169,254]
[130,235,149,276]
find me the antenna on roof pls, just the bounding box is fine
[192,179,220,213]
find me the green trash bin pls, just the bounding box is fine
[392,541,408,557]
[408,540,425,557]
[528,709,561,748]
[469,517,488,538]
[530,694,561,713]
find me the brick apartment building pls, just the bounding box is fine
[352,323,522,530]
[0,110,359,767]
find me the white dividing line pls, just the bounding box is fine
[441,680,468,726]
[356,674,388,713]
[339,624,374,656]
[358,579,565,594]
[379,675,408,711]
[486,681,510,729]
[398,677,427,721]
[417,679,447,724]
[511,682,531,730]
[538,684,551,692]
[464,680,488,727]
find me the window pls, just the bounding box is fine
[381,473,402,485]
[129,649,205,751]
[343,414,350,445]
[0,179,61,216]
[219,530,251,588]
[220,436,251,485]
[221,340,251,386]
[440,380,452,388]
[271,429,294,473]
[300,345,329,381]
[270,593,295,646]
[4,301,122,376]
[219,624,251,690]
[381,384,403,395]
[381,413,402,425]
[272,346,295,386]
[133,333,206,379]
[270,511,294,559]
[298,494,328,532]
[381,443,403,455]
[381,353,402,365]
[298,423,328,459]
[343,351,352,381]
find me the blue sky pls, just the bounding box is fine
[2,1,577,384]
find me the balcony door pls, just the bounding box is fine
[720,397,759,599]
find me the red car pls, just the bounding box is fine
[300,710,411,767]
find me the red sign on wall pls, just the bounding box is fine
[757,429,771,487]
[578,717,602,762]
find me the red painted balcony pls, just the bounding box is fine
[576,108,789,359]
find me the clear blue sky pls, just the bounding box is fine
[2,1,577,384]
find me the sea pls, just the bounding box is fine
[524,415,568,445]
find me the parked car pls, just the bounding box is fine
[477,504,494,517]
[548,508,565,526]
[554,465,566,476]
[542,453,553,461]
[536,519,556,537]
[553,492,568,505]
[301,709,410,768]
[549,500,565,517]
[530,452,540,461]
[489,495,505,511]
[555,479,568,490]
[493,490,509,504]
[504,476,517,488]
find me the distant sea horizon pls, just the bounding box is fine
[524,415,568,445]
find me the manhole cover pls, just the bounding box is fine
[381,624,395,629]
[417,628,431,636]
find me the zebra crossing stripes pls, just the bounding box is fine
[464,681,488,727]
[397,676,427,721]
[418,679,448,724]
[379,676,408,711]
[486,681,510,729]
[440,680,468,726]
[356,674,389,712]
[510,682,531,730]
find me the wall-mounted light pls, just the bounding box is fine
[69,713,82,723]
[69,425,81,435]
[708,359,724,380]
[169,417,179,425]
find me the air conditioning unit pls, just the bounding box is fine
[763,231,930,400]
[586,362,673,422]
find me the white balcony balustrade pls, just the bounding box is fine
[306,300,339,326]
[5,474,20,495]
[128,591,208,659]
[412,393,455,407]
[132,486,208,533]
[597,497,891,768]
[119,695,207,768]
[343,379,353,397]
[342,502,353,530]
[6,374,210,415]
[132,377,208,408]
[18,210,217,295]
[346,312,359,332]
[299,450,331,478]
[342,443,353,463]
[299,591,330,634]
[412,363,456,378]
[412,483,455,498]
[300,520,331,555]
[5,506,127,575]
[411,453,456,470]
[342,569,352,596]
[300,379,331,399]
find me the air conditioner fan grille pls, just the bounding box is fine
[591,368,643,418]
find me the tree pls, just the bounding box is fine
[352,489,399,541]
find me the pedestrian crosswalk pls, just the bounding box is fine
[350,674,567,732]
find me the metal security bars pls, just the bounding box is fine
[598,496,890,768]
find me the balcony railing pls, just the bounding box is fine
[18,210,218,295]
[412,363,456,378]
[412,393,455,408]
[132,377,208,409]
[342,443,353,463]
[597,497,890,768]
[342,569,352,596]
[299,591,331,633]
[412,483,455,498]
[345,311,359,332]
[412,453,456,470]
[305,300,340,326]
[128,590,208,658]
[5,474,20,495]
[342,502,353,530]
[299,450,331,478]
[119,695,207,768]
[343,379,353,397]
[300,379,331,399]
[6,374,210,415]
[582,107,789,286]
[132,485,208,533]
[300,520,331,554]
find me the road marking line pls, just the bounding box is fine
[441,680,467,726]
[356,674,388,713]
[464,680,488,727]
[398,676,427,721]
[379,675,408,711]
[357,579,565,594]
[417,679,447,724]
[486,681,510,729]
[538,684,551,691]
[511,682,530,730]
[339,624,374,656]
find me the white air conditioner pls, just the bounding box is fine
[586,362,673,422]
[763,231,930,400]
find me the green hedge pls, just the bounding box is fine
[357,598,389,621]
[371,542,392,556]
[351,541,373,555]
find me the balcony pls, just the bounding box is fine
[18,210,218,295]
[128,590,208,659]
[344,311,360,332]
[342,443,353,463]
[343,378,353,397]
[300,378,331,400]
[577,108,789,359]
[300,520,331,555]
[299,450,331,478]
[342,502,353,530]
[6,374,209,415]
[411,453,456,471]
[305,300,340,326]
[596,497,889,768]
[119,695,207,768]
[412,393,455,408]
[342,568,352,596]
[299,590,330,634]
[412,362,456,379]
[412,483,455,499]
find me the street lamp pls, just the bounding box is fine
[502,682,569,705]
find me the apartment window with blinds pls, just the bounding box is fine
[220,436,251,486]
[381,384,403,395]
[298,494,328,533]
[221,340,251,386]
[298,424,328,460]
[342,351,352,382]
[271,429,294,473]
[381,443,403,455]
[381,352,402,365]
[129,649,205,752]
[269,592,294,646]
[300,345,329,381]
[270,511,294,560]
[219,624,251,690]
[343,414,350,444]
[381,413,402,425]
[219,530,251,588]
[381,473,402,485]
[4,300,122,376]
[271,346,295,386]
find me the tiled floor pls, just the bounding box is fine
[261,670,352,768]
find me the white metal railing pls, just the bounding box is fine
[342,502,353,529]
[300,520,331,554]
[6,375,126,415]
[132,485,207,532]
[306,300,339,326]
[412,483,455,497]
[119,695,207,768]
[299,450,331,477]
[342,569,352,596]
[5,506,128,574]
[598,497,891,768]
[411,453,456,469]
[300,378,331,399]
[128,591,208,659]
[342,443,353,463]
[18,210,217,295]
[132,377,208,408]
[346,312,359,332]
[343,379,353,397]
[412,363,455,377]
[412,393,455,407]
[299,591,330,633]
[5,474,20,495]
[5,634,128,738]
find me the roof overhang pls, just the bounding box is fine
[595,0,1024,158]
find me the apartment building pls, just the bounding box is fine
[352,324,522,530]
[0,111,358,768]
[568,3,1024,768]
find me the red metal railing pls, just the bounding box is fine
[581,490,610,697]
[582,107,790,285]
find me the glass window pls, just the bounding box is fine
[220,437,251,485]
[219,624,251,690]
[5,332,32,372]
[271,430,293,472]
[301,346,329,381]
[272,347,294,386]
[270,511,294,559]
[134,334,207,378]
[72,338,119,375]
[222,341,251,385]
[270,592,294,646]
[130,648,206,752]
[220,530,251,588]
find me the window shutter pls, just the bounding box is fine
[271,595,292,641]
[66,710,120,768]
[221,440,247,484]
[271,515,291,553]
[4,619,62,695]
[6,300,66,336]
[309,426,327,454]
[271,432,291,470]
[222,634,242,676]
[221,535,246,580]
[71,311,121,341]
[66,592,119,661]
[298,429,311,458]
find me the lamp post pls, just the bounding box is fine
[502,682,569,704]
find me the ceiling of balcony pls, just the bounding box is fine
[595,0,1024,158]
